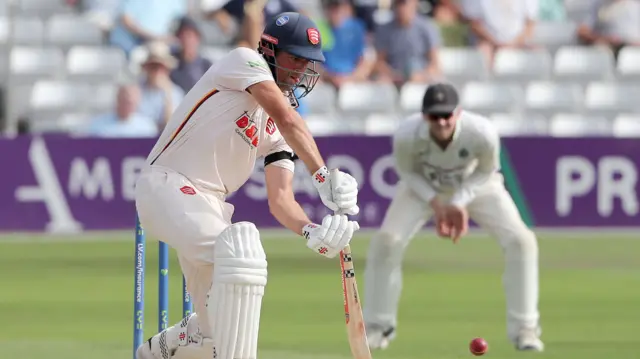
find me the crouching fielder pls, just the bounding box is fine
[134,12,360,359]
[363,83,543,352]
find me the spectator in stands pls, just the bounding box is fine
[109,0,187,56]
[170,17,213,93]
[138,42,185,130]
[203,0,300,48]
[319,0,373,88]
[421,0,467,46]
[85,83,157,138]
[373,0,443,85]
[460,0,538,65]
[577,0,640,57]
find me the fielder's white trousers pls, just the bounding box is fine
[135,165,234,339]
[363,174,540,341]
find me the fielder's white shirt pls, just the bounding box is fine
[145,47,295,195]
[393,110,500,207]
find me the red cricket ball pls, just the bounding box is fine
[469,337,488,356]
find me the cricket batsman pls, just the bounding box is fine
[363,83,543,352]
[134,12,360,359]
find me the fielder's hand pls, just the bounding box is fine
[312,166,359,215]
[303,214,360,258]
[441,205,469,244]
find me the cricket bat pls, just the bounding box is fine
[340,244,373,359]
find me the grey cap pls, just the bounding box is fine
[421,83,459,114]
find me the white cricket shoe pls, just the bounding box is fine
[366,326,396,350]
[516,328,544,352]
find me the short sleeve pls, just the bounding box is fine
[373,24,391,53]
[422,18,442,48]
[214,47,274,92]
[264,136,295,172]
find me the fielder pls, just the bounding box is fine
[363,83,543,352]
[134,12,360,359]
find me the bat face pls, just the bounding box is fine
[340,245,373,359]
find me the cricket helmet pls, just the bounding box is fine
[258,12,325,106]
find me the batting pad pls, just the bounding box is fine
[208,222,267,359]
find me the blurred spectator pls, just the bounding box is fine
[350,0,380,32]
[373,0,442,85]
[170,17,213,93]
[84,83,157,138]
[138,42,185,130]
[203,0,300,48]
[577,0,640,57]
[421,0,468,46]
[319,0,373,88]
[109,0,187,56]
[461,0,538,64]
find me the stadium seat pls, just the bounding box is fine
[87,83,117,111]
[584,82,640,117]
[438,47,489,88]
[29,80,91,111]
[549,113,613,137]
[489,113,549,136]
[67,46,126,82]
[304,82,337,114]
[363,113,402,136]
[461,82,524,115]
[305,114,352,136]
[46,15,104,47]
[612,114,640,138]
[524,81,583,116]
[10,46,65,83]
[17,0,72,16]
[492,48,552,82]
[0,16,45,45]
[530,22,578,51]
[338,82,398,118]
[399,82,429,114]
[29,111,95,134]
[553,46,615,83]
[616,46,640,82]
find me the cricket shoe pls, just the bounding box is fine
[366,325,396,350]
[515,327,544,352]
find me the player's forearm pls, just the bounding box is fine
[276,111,325,174]
[400,171,437,203]
[268,196,312,236]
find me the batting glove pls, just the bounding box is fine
[302,214,360,258]
[312,166,360,216]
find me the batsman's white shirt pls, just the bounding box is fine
[135,47,295,339]
[393,110,500,206]
[146,46,295,194]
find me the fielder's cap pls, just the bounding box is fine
[421,82,459,114]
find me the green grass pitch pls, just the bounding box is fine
[0,230,637,359]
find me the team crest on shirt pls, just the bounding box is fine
[266,118,276,135]
[235,113,259,147]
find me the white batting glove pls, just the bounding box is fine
[312,166,360,215]
[302,214,360,258]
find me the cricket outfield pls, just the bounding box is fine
[0,231,637,359]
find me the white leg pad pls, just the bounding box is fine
[207,222,267,359]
